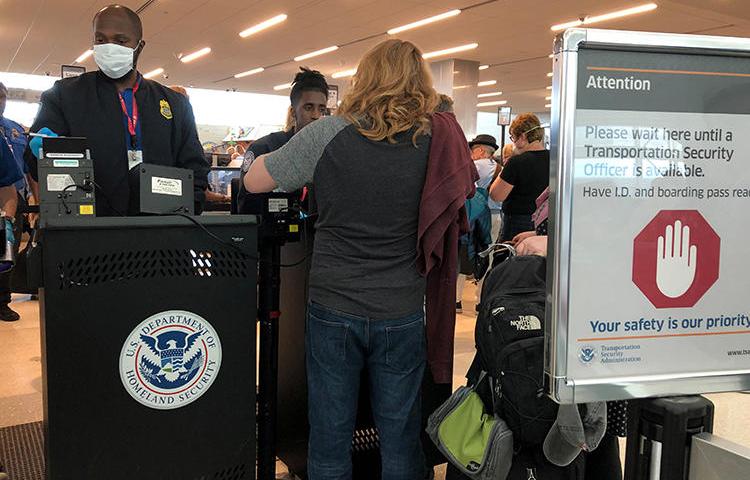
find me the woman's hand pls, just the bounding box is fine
[516,235,548,257]
[511,230,536,245]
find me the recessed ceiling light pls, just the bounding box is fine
[239,14,288,38]
[274,83,293,91]
[477,100,508,107]
[545,104,552,108]
[143,68,164,79]
[234,67,265,79]
[75,49,93,63]
[477,80,497,87]
[479,65,489,70]
[423,43,478,60]
[294,46,339,62]
[545,96,552,100]
[551,3,658,31]
[180,47,212,63]
[546,86,553,90]
[387,10,461,35]
[547,72,553,77]
[332,68,357,79]
[549,53,554,58]
[477,91,502,98]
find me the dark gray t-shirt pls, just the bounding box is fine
[265,116,429,319]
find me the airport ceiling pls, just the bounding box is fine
[1,0,750,113]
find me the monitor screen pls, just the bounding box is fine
[208,167,240,197]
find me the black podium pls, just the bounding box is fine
[39,216,258,480]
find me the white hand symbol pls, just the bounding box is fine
[656,220,698,298]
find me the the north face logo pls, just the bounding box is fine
[510,315,542,331]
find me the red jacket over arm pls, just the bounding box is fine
[417,112,478,384]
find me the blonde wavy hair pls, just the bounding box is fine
[338,39,438,144]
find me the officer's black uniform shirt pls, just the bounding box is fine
[236,129,295,212]
[24,71,209,216]
[247,130,295,158]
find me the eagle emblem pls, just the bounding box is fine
[138,329,204,386]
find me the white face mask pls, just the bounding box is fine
[93,43,137,79]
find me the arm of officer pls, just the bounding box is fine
[24,83,70,181]
[245,116,348,193]
[175,98,210,214]
[0,186,18,218]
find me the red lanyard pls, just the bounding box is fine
[117,80,140,148]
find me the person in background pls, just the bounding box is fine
[24,4,209,216]
[488,143,514,242]
[456,134,497,313]
[169,84,230,205]
[169,85,188,98]
[248,67,329,158]
[468,134,498,189]
[244,39,476,479]
[435,94,454,113]
[489,113,549,241]
[0,128,24,325]
[0,83,36,320]
[236,68,329,212]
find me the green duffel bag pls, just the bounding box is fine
[426,378,514,480]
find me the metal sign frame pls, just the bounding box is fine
[546,28,750,404]
[497,106,512,126]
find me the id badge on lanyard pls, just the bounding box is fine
[128,149,143,170]
[119,83,143,170]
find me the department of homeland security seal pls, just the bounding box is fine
[119,310,222,410]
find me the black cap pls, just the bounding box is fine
[468,134,499,151]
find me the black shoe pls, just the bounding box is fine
[456,301,463,314]
[0,304,20,322]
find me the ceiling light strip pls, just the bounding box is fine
[234,67,265,79]
[181,47,212,63]
[274,83,293,91]
[294,46,339,62]
[143,67,164,79]
[75,49,93,64]
[423,43,478,60]
[477,80,496,87]
[477,100,507,107]
[387,10,461,35]
[239,14,288,38]
[551,3,658,31]
[332,68,357,79]
[477,91,502,98]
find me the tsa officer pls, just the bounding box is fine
[0,83,34,321]
[0,132,25,322]
[24,4,209,216]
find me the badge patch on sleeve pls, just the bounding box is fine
[160,99,173,120]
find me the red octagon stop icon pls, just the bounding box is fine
[632,210,720,308]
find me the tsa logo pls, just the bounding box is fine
[119,310,222,410]
[578,345,597,365]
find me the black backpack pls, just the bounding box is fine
[474,254,558,448]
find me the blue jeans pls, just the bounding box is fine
[306,302,426,480]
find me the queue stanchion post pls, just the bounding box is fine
[257,238,283,480]
[624,396,714,480]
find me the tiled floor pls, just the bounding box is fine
[2,284,750,478]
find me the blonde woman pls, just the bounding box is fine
[245,39,455,479]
